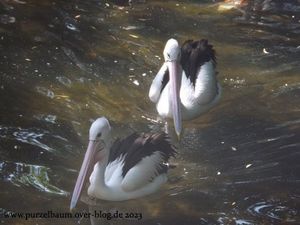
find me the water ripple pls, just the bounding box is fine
[35,86,55,99]
[0,126,69,155]
[256,134,295,144]
[247,201,297,222]
[272,83,300,98]
[34,114,57,124]
[235,219,253,225]
[0,161,68,196]
[265,119,300,130]
[225,176,282,186]
[56,76,72,87]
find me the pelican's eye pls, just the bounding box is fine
[97,133,102,138]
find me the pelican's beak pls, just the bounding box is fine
[70,140,100,211]
[167,60,182,138]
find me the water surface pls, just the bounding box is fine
[0,0,299,224]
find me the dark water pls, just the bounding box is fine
[0,0,299,224]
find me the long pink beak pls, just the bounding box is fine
[70,141,98,211]
[167,61,182,138]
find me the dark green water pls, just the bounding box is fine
[0,0,299,224]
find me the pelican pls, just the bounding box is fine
[70,117,176,210]
[149,38,221,137]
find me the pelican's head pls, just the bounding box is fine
[70,117,111,211]
[89,117,111,146]
[163,39,182,138]
[163,38,181,62]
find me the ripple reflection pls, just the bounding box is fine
[0,161,68,196]
[247,200,298,223]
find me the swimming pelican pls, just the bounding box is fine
[70,117,176,210]
[149,39,221,137]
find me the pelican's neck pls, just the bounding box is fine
[96,156,108,185]
[88,139,112,196]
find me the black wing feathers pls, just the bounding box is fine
[108,133,176,178]
[181,39,216,86]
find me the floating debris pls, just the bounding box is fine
[122,26,140,31]
[246,163,252,168]
[133,80,139,86]
[263,48,270,54]
[129,34,139,39]
[217,171,221,175]
[231,146,237,151]
[66,23,78,31]
[55,95,70,100]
